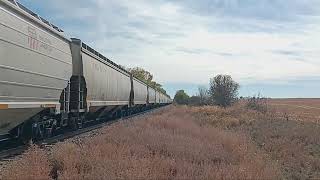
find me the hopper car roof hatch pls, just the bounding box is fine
[7,0,64,33]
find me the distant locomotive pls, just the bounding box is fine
[0,0,172,140]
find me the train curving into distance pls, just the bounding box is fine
[0,0,172,141]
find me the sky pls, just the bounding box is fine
[20,0,320,98]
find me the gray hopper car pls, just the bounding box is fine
[0,0,171,140]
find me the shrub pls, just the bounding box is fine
[245,95,268,113]
[174,90,190,105]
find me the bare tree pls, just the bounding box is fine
[208,74,239,107]
[198,86,208,106]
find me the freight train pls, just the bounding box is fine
[0,0,172,141]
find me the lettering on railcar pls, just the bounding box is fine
[39,35,53,53]
[27,26,39,50]
[27,26,53,53]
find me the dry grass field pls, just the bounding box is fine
[267,98,320,123]
[1,100,320,179]
[269,98,320,108]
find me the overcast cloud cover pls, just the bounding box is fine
[21,0,320,97]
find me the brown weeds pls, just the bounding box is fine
[46,106,279,179]
[190,102,320,179]
[5,104,318,179]
[1,144,51,180]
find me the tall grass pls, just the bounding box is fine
[190,103,320,179]
[1,106,280,179]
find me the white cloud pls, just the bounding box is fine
[20,0,320,87]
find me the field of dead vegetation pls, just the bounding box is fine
[1,101,320,179]
[267,98,320,123]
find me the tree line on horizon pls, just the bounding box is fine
[129,67,168,95]
[174,74,240,107]
[119,66,167,95]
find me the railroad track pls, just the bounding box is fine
[0,105,168,161]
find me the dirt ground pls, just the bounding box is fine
[1,101,320,179]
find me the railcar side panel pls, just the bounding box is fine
[133,79,147,105]
[82,51,131,107]
[156,91,160,104]
[148,88,156,104]
[160,93,164,104]
[0,1,72,135]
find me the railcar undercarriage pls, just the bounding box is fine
[8,103,161,142]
